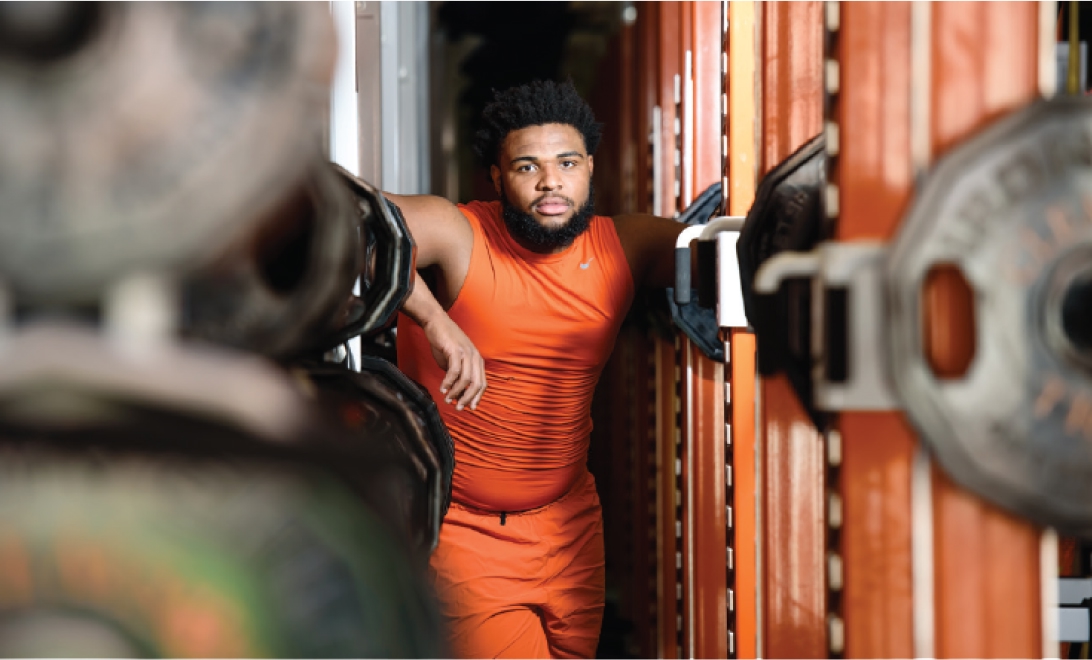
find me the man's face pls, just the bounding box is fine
[490,123,595,252]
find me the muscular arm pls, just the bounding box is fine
[384,193,485,411]
[384,193,474,278]
[612,213,698,290]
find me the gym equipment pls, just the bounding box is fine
[299,357,455,555]
[0,3,337,305]
[737,135,828,429]
[755,97,1092,535]
[0,322,448,657]
[668,182,736,362]
[0,449,447,659]
[181,160,361,358]
[886,97,1092,535]
[182,163,415,358]
[324,172,416,347]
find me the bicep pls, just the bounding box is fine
[383,193,471,270]
[615,214,689,290]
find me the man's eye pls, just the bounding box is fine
[561,160,577,168]
[517,164,534,173]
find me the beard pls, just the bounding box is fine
[500,183,596,252]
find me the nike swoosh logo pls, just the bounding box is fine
[580,257,595,270]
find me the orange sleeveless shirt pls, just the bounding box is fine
[397,201,635,512]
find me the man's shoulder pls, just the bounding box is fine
[455,200,504,233]
[382,192,475,270]
[459,199,501,216]
[384,192,467,225]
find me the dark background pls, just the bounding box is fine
[429,2,627,209]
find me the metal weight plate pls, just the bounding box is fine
[181,160,363,359]
[0,3,337,304]
[0,324,448,657]
[738,134,828,429]
[0,322,420,495]
[301,358,455,556]
[180,162,415,359]
[887,97,1092,535]
[0,450,446,659]
[738,134,828,322]
[667,181,727,362]
[326,168,417,345]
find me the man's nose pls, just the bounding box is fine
[536,165,562,191]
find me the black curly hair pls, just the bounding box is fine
[473,79,603,167]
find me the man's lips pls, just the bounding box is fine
[534,198,572,216]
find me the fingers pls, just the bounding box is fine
[442,348,487,411]
[438,351,462,397]
[457,354,486,411]
[469,358,487,410]
[424,318,487,412]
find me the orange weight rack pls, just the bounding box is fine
[594,3,825,657]
[592,3,741,657]
[591,2,1070,659]
[755,2,828,658]
[725,2,758,658]
[586,3,676,658]
[684,2,731,659]
[829,2,1050,657]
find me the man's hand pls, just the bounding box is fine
[401,270,486,411]
[379,193,480,411]
[420,312,487,411]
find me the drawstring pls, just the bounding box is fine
[500,511,507,526]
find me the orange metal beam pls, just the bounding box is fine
[652,4,683,657]
[761,2,824,162]
[656,334,681,659]
[632,329,657,660]
[693,1,723,193]
[757,3,826,657]
[838,413,916,657]
[729,330,757,659]
[618,10,637,216]
[681,3,729,657]
[636,4,659,216]
[927,3,1043,657]
[727,1,757,220]
[834,3,916,657]
[727,3,758,658]
[836,2,914,243]
[680,0,694,210]
[628,9,665,658]
[658,2,681,218]
[682,337,728,659]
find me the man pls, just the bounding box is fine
[388,79,693,658]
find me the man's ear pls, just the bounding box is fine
[587,154,594,177]
[490,165,501,195]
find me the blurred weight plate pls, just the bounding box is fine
[739,135,828,429]
[302,357,455,555]
[181,160,363,359]
[0,2,337,304]
[887,97,1092,535]
[0,448,447,658]
[0,321,448,657]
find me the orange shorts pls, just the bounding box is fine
[429,469,605,659]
